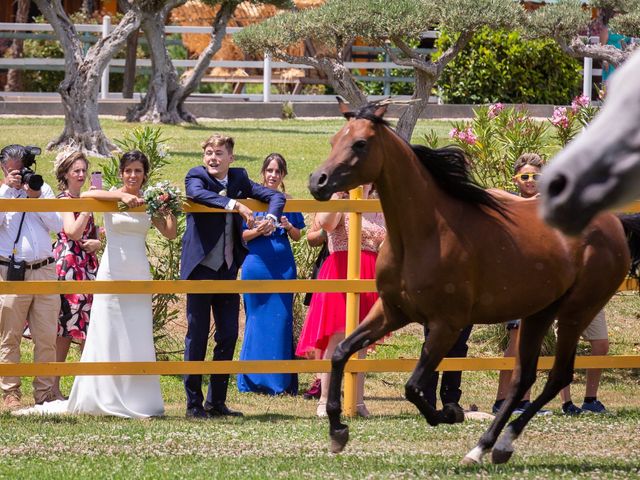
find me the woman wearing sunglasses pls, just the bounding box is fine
[512,153,543,199]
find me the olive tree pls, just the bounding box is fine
[235,0,521,140]
[524,0,640,67]
[33,0,142,156]
[127,0,293,124]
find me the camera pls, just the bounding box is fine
[19,146,43,191]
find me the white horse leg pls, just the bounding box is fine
[461,445,490,465]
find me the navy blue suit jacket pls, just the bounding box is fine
[180,166,286,280]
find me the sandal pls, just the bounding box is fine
[316,401,327,417]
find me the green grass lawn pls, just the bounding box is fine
[1,118,640,478]
[0,116,454,198]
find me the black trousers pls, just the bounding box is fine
[184,263,240,409]
[423,325,473,408]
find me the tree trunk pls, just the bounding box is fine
[5,0,30,92]
[33,0,141,156]
[127,9,184,123]
[128,0,232,125]
[122,28,138,98]
[317,58,367,107]
[395,71,434,141]
[51,73,116,154]
[170,1,234,121]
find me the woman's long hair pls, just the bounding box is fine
[261,152,288,193]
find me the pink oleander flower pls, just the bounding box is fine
[488,103,505,119]
[450,126,477,145]
[551,107,569,129]
[458,127,478,145]
[571,94,590,113]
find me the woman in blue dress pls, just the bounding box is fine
[238,153,305,395]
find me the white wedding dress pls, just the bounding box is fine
[15,211,164,418]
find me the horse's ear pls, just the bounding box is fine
[373,104,388,119]
[337,97,354,119]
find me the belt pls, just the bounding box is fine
[0,257,55,270]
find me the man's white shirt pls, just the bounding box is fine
[0,183,63,261]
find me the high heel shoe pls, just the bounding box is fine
[356,403,370,418]
[303,378,321,400]
[316,401,327,417]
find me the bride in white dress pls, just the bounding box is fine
[16,151,177,418]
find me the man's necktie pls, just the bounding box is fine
[220,180,234,269]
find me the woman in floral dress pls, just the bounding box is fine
[51,152,100,397]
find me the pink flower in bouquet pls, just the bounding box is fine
[488,103,505,119]
[449,127,459,139]
[158,193,170,203]
[571,94,590,113]
[551,107,569,128]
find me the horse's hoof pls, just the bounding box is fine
[442,403,465,424]
[460,456,479,466]
[330,426,349,454]
[491,448,513,464]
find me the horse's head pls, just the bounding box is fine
[539,50,640,235]
[309,99,388,200]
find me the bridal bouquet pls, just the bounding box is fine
[143,181,185,217]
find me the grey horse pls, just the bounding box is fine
[540,49,640,235]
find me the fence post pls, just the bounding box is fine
[343,186,363,417]
[383,52,391,97]
[100,15,111,100]
[263,53,272,103]
[582,56,593,100]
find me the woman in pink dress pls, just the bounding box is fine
[296,184,385,417]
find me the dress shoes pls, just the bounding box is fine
[3,393,21,411]
[185,406,209,419]
[205,402,244,417]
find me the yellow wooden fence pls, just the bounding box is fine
[1,196,639,417]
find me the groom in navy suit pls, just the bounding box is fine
[181,134,286,418]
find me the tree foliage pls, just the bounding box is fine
[523,0,590,43]
[237,0,522,140]
[523,0,640,66]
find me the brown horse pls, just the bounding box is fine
[308,100,636,465]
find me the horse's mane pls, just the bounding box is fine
[410,144,508,218]
[349,101,505,217]
[351,103,392,126]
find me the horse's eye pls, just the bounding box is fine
[352,140,367,151]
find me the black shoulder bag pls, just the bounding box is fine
[7,213,27,281]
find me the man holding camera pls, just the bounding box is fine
[0,144,62,409]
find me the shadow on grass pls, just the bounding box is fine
[0,411,79,424]
[182,123,338,136]
[459,460,640,475]
[246,412,309,422]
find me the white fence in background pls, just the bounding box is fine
[0,18,600,103]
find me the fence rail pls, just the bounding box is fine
[1,356,639,377]
[0,20,603,102]
[0,20,424,102]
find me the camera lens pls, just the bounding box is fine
[20,167,44,190]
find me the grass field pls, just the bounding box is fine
[1,118,639,478]
[0,116,454,198]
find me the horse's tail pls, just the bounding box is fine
[618,213,640,279]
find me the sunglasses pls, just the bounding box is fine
[514,173,541,181]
